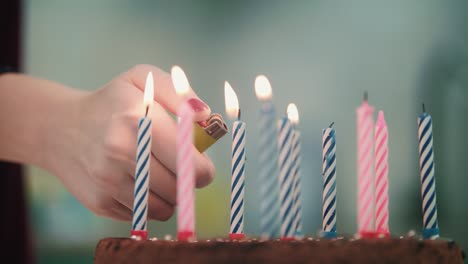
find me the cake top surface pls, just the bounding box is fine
[95,236,465,264]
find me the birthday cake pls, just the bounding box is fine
[94,236,464,264]
[93,73,464,263]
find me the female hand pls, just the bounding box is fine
[45,64,215,221]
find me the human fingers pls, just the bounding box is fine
[123,64,211,122]
[111,173,175,221]
[108,199,133,221]
[147,191,174,221]
[195,151,215,188]
[93,192,132,221]
[148,154,176,206]
[125,153,177,206]
[149,102,215,187]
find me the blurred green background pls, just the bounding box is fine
[23,0,468,263]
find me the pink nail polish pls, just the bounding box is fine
[187,98,209,112]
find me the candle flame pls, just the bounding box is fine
[144,71,154,107]
[287,103,299,125]
[254,75,272,101]
[171,65,190,96]
[224,81,239,119]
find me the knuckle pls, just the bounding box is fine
[103,115,138,156]
[98,115,138,176]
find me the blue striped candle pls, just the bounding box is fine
[225,81,246,240]
[255,75,280,238]
[277,116,295,239]
[418,105,439,239]
[321,123,337,238]
[230,119,246,239]
[291,129,303,238]
[287,103,303,238]
[131,72,154,240]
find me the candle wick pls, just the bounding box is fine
[422,103,426,113]
[238,108,241,120]
[145,105,149,117]
[363,91,368,102]
[329,122,335,128]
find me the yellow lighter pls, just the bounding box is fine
[194,113,229,152]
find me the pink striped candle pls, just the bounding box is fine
[177,102,195,241]
[374,111,389,237]
[356,93,375,237]
[172,66,196,241]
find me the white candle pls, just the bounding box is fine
[225,81,246,240]
[418,104,439,239]
[131,72,154,240]
[255,75,281,238]
[321,123,337,238]
[287,103,304,239]
[277,114,295,239]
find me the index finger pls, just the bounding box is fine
[123,64,211,122]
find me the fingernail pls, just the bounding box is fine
[187,98,209,112]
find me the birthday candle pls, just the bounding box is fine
[287,103,304,238]
[225,82,246,240]
[255,75,281,238]
[131,72,154,240]
[356,93,375,236]
[172,66,196,241]
[374,111,389,237]
[418,104,439,239]
[277,115,295,239]
[321,123,337,238]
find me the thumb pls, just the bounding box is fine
[122,64,211,122]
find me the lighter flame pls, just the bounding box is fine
[144,71,154,107]
[224,81,239,119]
[171,65,190,96]
[254,75,272,101]
[287,103,299,125]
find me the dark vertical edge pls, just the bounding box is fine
[0,0,34,263]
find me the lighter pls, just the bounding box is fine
[193,113,228,152]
